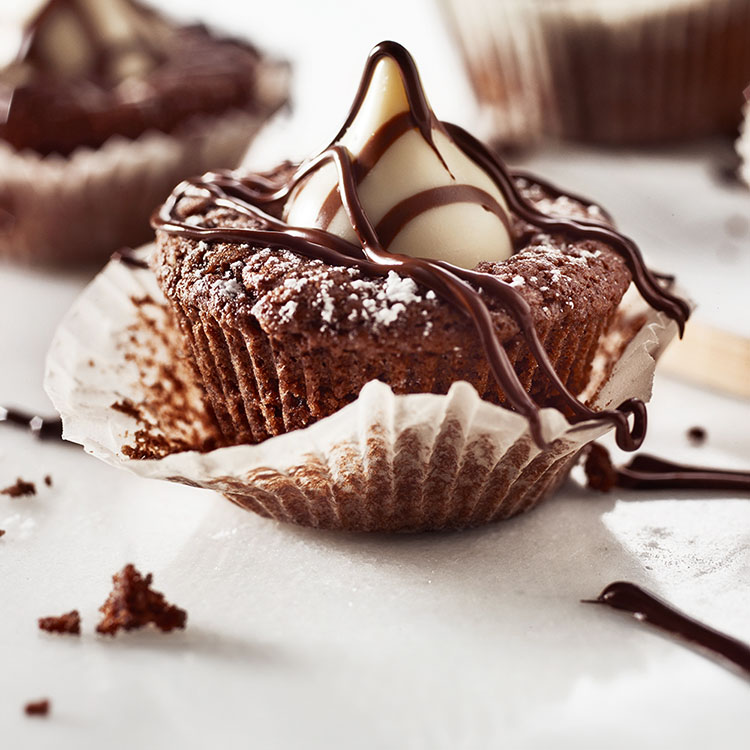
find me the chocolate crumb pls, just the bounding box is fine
[24,699,49,717]
[44,475,52,487]
[0,529,5,538]
[584,443,617,493]
[687,426,707,446]
[1,478,36,497]
[38,610,80,635]
[96,564,187,636]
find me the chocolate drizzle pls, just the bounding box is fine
[585,582,750,678]
[0,406,63,441]
[152,41,690,451]
[18,0,163,78]
[616,453,750,492]
[111,248,149,269]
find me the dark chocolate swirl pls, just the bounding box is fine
[0,406,62,441]
[616,453,750,492]
[152,41,690,451]
[585,582,750,678]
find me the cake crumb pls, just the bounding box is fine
[38,610,81,635]
[1,478,36,497]
[44,475,53,487]
[96,564,187,636]
[584,443,617,493]
[24,699,49,717]
[687,426,707,446]
[0,529,5,538]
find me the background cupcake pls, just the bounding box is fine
[440,0,750,146]
[0,0,290,265]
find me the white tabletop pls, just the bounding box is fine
[1,1,749,748]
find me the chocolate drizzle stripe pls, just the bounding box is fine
[318,111,415,229]
[152,40,690,451]
[585,582,750,678]
[111,249,149,269]
[617,453,750,491]
[442,122,691,334]
[19,0,164,74]
[374,185,511,248]
[330,43,450,173]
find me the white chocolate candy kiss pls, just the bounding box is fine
[283,53,514,269]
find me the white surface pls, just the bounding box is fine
[1,1,749,748]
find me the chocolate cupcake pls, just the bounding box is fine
[0,0,289,264]
[125,41,689,530]
[441,0,750,145]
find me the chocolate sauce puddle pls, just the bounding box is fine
[0,407,62,441]
[152,41,690,451]
[584,582,750,678]
[616,454,750,492]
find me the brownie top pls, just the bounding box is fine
[153,174,632,354]
[0,1,284,156]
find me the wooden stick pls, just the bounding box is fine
[660,322,750,399]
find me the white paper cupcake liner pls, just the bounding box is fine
[44,245,679,532]
[0,59,290,265]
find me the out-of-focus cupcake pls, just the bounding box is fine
[0,0,289,264]
[737,87,750,186]
[440,0,750,146]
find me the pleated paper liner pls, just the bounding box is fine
[0,58,289,265]
[45,245,678,532]
[439,0,750,145]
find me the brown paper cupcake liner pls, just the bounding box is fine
[44,246,679,533]
[169,284,612,448]
[0,60,289,265]
[440,0,750,145]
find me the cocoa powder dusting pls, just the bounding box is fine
[115,298,224,459]
[111,398,143,420]
[96,564,187,636]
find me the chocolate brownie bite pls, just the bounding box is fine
[24,699,50,717]
[0,0,289,264]
[96,564,186,636]
[153,42,686,451]
[1,478,36,497]
[154,181,632,445]
[38,610,81,635]
[584,443,617,493]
